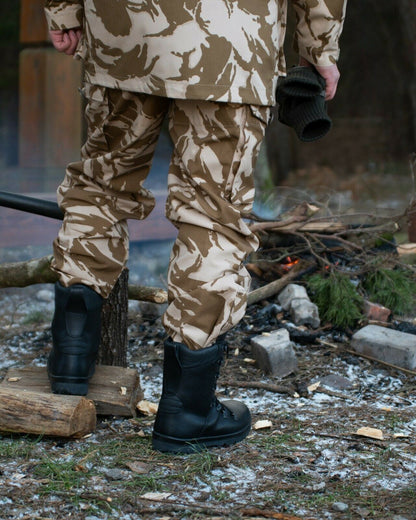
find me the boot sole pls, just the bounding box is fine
[152,424,251,454]
[48,365,96,396]
[49,378,89,396]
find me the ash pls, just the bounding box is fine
[0,245,416,520]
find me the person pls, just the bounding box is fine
[44,0,347,453]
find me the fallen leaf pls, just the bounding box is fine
[137,400,158,415]
[140,492,172,501]
[74,464,88,473]
[307,381,321,393]
[126,460,151,474]
[7,377,21,382]
[254,420,273,430]
[243,358,256,364]
[355,427,384,440]
[119,386,127,396]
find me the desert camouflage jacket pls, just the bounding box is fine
[44,0,347,106]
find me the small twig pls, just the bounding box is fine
[292,232,328,266]
[221,380,296,397]
[312,232,365,253]
[305,431,385,446]
[344,348,416,377]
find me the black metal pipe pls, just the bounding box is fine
[0,190,63,220]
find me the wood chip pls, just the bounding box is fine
[355,427,384,440]
[140,492,172,501]
[136,400,158,415]
[126,460,152,474]
[307,381,321,393]
[254,419,273,430]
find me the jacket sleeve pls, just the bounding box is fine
[44,1,84,31]
[291,0,347,66]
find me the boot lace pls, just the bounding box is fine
[211,343,232,417]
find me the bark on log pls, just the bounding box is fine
[3,365,143,417]
[98,269,129,367]
[0,255,167,303]
[0,387,96,437]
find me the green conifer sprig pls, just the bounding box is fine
[363,268,416,316]
[307,270,364,329]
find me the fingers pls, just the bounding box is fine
[314,64,340,101]
[49,29,82,56]
[298,57,340,101]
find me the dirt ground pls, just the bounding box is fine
[0,283,415,520]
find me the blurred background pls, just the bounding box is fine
[0,0,415,257]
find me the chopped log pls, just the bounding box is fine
[0,386,96,438]
[0,255,168,303]
[2,365,143,417]
[397,243,416,256]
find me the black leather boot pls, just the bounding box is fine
[152,338,251,453]
[48,282,103,396]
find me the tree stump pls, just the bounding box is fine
[98,268,129,367]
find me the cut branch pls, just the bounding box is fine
[221,379,296,396]
[247,260,311,305]
[0,255,167,303]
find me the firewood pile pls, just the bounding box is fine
[246,200,416,330]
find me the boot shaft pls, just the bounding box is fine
[160,338,226,416]
[52,282,103,353]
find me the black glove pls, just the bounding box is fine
[276,66,332,142]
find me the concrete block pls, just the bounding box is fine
[290,299,320,329]
[250,329,297,377]
[278,284,309,311]
[351,325,416,371]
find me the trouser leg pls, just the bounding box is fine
[52,85,169,298]
[163,100,269,349]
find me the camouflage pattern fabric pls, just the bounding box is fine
[52,84,269,349]
[44,0,347,106]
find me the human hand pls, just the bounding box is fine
[49,28,82,56]
[299,57,340,101]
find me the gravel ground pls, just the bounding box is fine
[1,267,416,520]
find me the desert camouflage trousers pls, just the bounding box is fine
[52,84,269,349]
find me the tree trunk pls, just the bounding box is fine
[98,268,129,367]
[398,0,416,147]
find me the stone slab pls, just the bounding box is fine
[278,284,309,311]
[250,329,298,377]
[290,298,320,328]
[351,325,416,371]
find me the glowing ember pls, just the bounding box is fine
[281,256,300,272]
